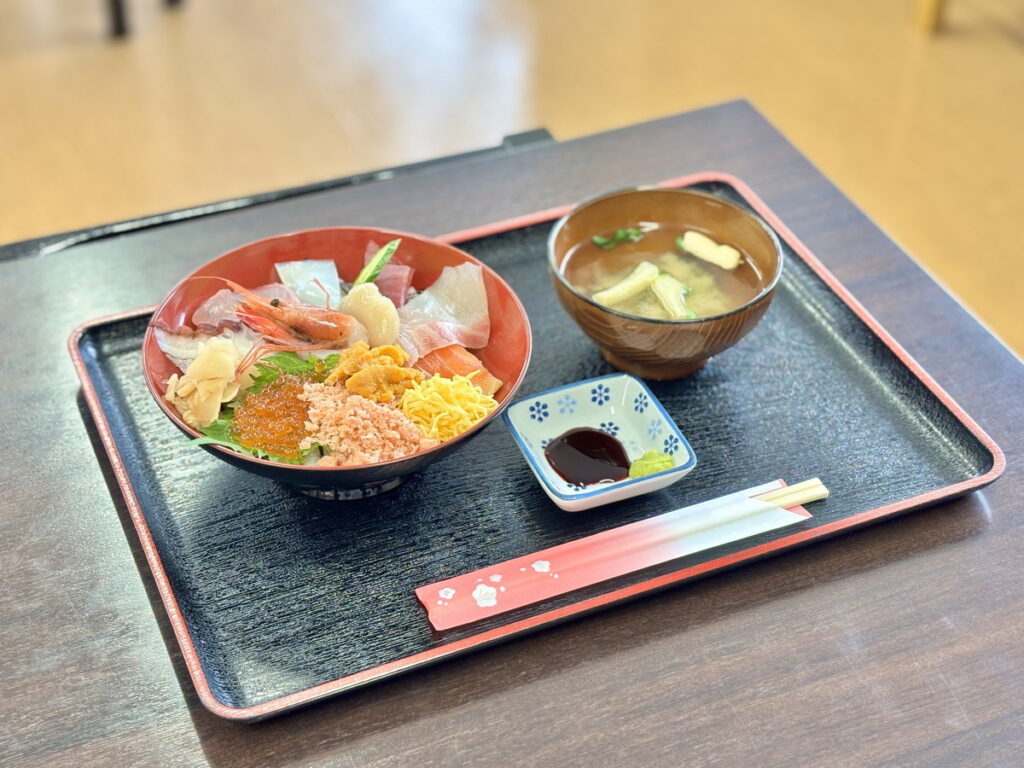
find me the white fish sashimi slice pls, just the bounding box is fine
[397,263,490,363]
[254,283,300,302]
[275,260,344,309]
[190,283,298,333]
[153,326,260,372]
[191,288,242,332]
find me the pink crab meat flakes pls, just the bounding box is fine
[299,383,437,466]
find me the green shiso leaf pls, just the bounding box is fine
[238,351,340,400]
[191,418,321,465]
[261,351,318,374]
[239,363,279,400]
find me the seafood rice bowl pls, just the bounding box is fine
[142,227,532,498]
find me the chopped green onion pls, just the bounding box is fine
[592,227,645,250]
[354,238,400,286]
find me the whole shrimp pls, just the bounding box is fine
[195,277,368,372]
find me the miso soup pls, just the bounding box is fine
[562,225,763,320]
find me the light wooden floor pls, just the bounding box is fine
[3,0,1023,352]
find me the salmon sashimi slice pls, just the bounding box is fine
[415,345,503,396]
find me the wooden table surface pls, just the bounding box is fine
[2,101,1021,767]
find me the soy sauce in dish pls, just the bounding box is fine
[544,427,631,486]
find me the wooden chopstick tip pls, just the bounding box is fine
[756,478,830,508]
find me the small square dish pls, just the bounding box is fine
[503,373,697,511]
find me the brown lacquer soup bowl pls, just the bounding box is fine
[548,187,784,380]
[143,227,532,499]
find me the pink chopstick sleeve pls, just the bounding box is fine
[417,480,811,631]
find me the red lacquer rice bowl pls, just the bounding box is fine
[142,227,532,499]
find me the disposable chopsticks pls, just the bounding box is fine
[418,478,829,631]
[755,477,829,508]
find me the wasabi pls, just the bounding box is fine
[628,450,675,478]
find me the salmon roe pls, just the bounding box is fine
[231,374,310,459]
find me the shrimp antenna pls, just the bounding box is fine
[312,278,332,309]
[186,274,243,291]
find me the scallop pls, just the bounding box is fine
[340,283,400,347]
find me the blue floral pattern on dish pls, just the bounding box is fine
[556,394,578,415]
[502,373,696,510]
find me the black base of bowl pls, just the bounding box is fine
[295,476,405,501]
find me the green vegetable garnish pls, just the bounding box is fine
[238,351,340,400]
[191,418,322,465]
[193,351,340,463]
[592,228,645,250]
[353,238,401,286]
[628,450,675,478]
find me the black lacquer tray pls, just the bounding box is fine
[70,173,1002,720]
